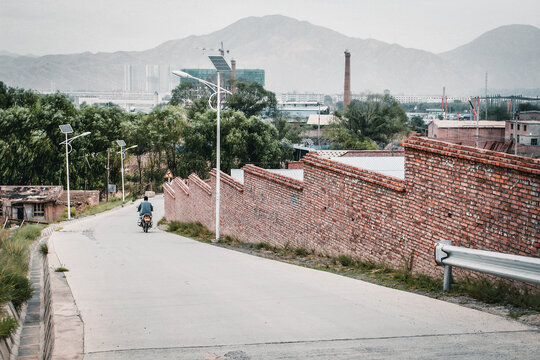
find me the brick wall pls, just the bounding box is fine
[164,137,540,279]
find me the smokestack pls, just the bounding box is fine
[231,59,236,93]
[343,50,351,110]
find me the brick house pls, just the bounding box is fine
[0,186,99,224]
[428,120,507,149]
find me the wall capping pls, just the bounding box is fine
[243,164,303,191]
[302,154,406,192]
[404,137,540,175]
[163,183,175,199]
[173,177,189,195]
[188,174,212,196]
[210,169,244,192]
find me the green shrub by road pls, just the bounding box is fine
[0,224,43,339]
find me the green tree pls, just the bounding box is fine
[325,94,408,149]
[179,110,282,177]
[409,115,427,133]
[225,82,277,118]
[169,82,210,106]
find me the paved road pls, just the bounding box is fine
[51,196,540,359]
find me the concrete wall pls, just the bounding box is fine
[164,137,540,278]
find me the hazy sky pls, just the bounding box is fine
[1,0,539,56]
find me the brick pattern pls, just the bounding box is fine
[164,137,540,279]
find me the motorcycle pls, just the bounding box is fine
[140,214,152,233]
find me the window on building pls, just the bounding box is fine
[510,134,513,139]
[511,124,514,129]
[532,138,538,146]
[517,124,521,130]
[517,135,520,143]
[33,203,44,217]
[524,125,527,131]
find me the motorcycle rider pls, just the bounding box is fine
[137,195,153,225]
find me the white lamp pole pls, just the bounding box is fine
[117,140,137,202]
[215,70,221,241]
[65,132,71,219]
[172,56,231,242]
[59,125,91,219]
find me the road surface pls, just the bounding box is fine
[50,196,540,359]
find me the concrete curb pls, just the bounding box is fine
[9,201,138,359]
[45,239,83,360]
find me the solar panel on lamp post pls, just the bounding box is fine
[172,56,231,242]
[59,125,91,219]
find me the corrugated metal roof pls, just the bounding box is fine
[331,157,405,179]
[432,120,505,129]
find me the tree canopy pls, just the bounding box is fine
[325,94,408,149]
[225,81,277,118]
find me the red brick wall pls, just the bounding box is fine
[164,137,540,279]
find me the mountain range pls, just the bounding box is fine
[1,15,539,96]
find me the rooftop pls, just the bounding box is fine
[306,114,336,126]
[431,120,505,129]
[0,186,63,203]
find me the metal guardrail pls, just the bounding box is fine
[434,241,540,291]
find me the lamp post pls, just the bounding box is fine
[116,140,137,202]
[59,125,91,219]
[172,56,231,242]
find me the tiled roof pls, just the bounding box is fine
[0,186,63,203]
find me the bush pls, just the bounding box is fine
[0,271,33,311]
[14,225,42,242]
[0,315,18,338]
[39,243,48,256]
[337,255,354,267]
[294,247,308,257]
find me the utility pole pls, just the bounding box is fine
[510,99,518,155]
[485,72,488,120]
[317,102,321,146]
[106,149,110,202]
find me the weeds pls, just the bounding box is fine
[157,217,167,226]
[55,267,69,272]
[452,278,540,311]
[39,243,48,256]
[0,314,18,338]
[168,221,215,242]
[337,254,354,267]
[294,247,308,257]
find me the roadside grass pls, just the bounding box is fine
[54,267,69,272]
[0,224,43,339]
[162,220,540,314]
[168,221,215,242]
[56,198,125,222]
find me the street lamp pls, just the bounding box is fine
[59,124,91,220]
[172,56,231,242]
[116,140,138,202]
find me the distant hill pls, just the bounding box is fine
[0,15,538,96]
[439,24,540,93]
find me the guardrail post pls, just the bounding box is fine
[443,264,452,292]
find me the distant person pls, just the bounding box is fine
[137,195,153,223]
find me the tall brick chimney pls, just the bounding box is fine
[343,50,351,110]
[231,59,236,93]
